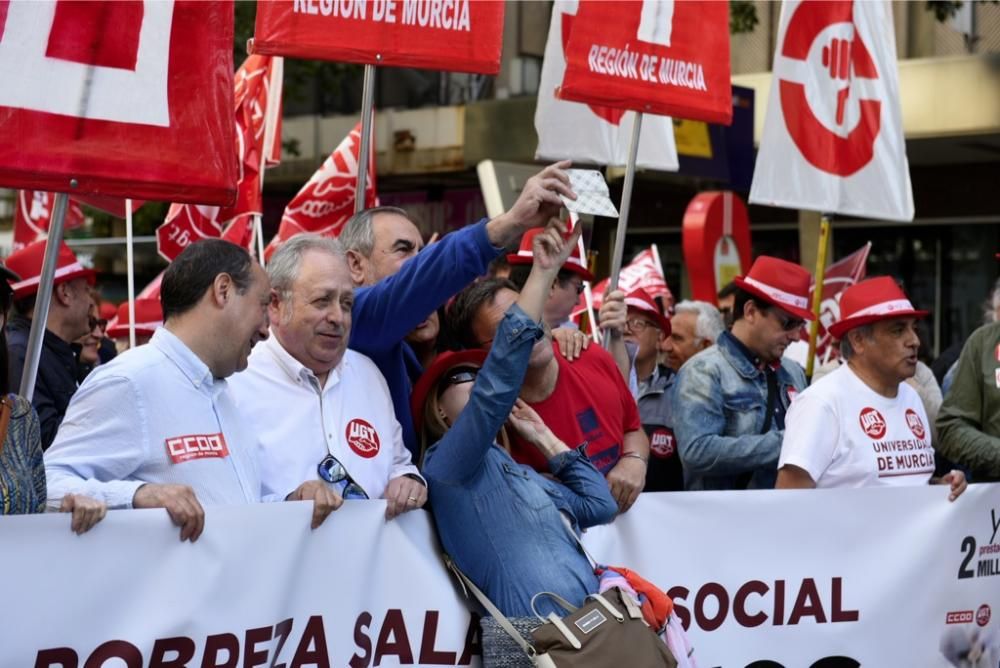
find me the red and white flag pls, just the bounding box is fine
[265,122,377,259]
[749,0,913,221]
[807,243,872,357]
[535,1,678,171]
[572,245,672,317]
[156,55,283,262]
[13,191,85,251]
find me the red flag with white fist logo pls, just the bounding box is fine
[13,191,85,252]
[0,0,237,204]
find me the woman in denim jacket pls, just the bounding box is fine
[413,219,617,623]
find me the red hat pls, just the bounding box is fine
[410,349,487,434]
[98,301,118,321]
[733,256,814,321]
[106,299,164,339]
[828,276,928,339]
[624,289,671,335]
[5,240,96,300]
[506,228,595,282]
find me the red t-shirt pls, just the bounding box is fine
[510,343,642,475]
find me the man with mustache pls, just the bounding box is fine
[45,240,340,540]
[229,235,425,519]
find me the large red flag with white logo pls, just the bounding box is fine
[265,122,377,259]
[535,1,678,171]
[13,191,86,252]
[253,0,505,74]
[559,0,732,124]
[572,245,673,318]
[749,0,913,221]
[156,54,283,261]
[806,243,872,358]
[0,0,236,204]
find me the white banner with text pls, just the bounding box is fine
[2,484,998,667]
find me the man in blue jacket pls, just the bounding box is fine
[341,161,574,458]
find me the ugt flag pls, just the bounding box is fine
[535,1,678,171]
[573,245,673,318]
[13,191,85,252]
[749,0,913,221]
[806,243,872,358]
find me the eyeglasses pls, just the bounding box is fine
[88,316,108,332]
[769,310,805,332]
[559,280,585,296]
[625,317,657,333]
[317,454,369,500]
[438,367,478,395]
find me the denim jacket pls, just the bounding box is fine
[422,305,618,617]
[671,331,807,490]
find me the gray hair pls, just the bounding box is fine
[839,323,875,360]
[267,234,346,303]
[340,205,409,257]
[673,300,724,344]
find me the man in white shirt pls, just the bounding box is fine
[228,235,426,519]
[777,276,966,499]
[45,240,341,540]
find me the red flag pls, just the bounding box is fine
[156,54,282,262]
[571,245,673,319]
[808,243,872,358]
[13,191,85,251]
[265,122,377,259]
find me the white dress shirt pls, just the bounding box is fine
[228,334,421,501]
[45,328,263,508]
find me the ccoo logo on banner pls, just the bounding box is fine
[534,1,679,171]
[749,0,914,222]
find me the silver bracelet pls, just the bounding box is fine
[621,451,648,465]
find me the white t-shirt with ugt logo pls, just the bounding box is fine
[779,364,935,488]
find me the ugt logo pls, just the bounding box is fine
[858,407,886,439]
[777,0,881,177]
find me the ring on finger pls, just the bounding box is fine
[407,496,418,503]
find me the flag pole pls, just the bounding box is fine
[355,62,376,214]
[126,199,136,349]
[19,192,70,399]
[604,111,643,350]
[256,56,284,268]
[805,213,832,380]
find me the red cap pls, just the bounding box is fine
[410,349,487,434]
[5,240,96,300]
[733,256,814,321]
[506,228,594,282]
[106,299,164,339]
[98,302,118,321]
[828,277,928,339]
[624,289,671,335]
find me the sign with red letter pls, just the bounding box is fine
[559,0,732,124]
[0,0,237,205]
[253,0,505,75]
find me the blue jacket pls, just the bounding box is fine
[349,220,499,458]
[422,305,618,617]
[671,331,807,491]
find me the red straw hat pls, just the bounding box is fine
[506,228,594,282]
[733,256,814,321]
[624,288,671,336]
[106,299,164,339]
[410,349,487,434]
[5,239,96,300]
[828,276,928,339]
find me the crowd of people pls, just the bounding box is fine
[0,161,996,663]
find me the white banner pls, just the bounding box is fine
[749,0,914,221]
[3,485,999,667]
[534,0,679,171]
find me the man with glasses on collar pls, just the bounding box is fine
[672,256,812,490]
[229,235,426,519]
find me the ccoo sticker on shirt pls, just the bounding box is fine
[165,433,230,464]
[346,418,380,459]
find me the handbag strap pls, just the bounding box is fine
[558,513,599,569]
[442,554,536,658]
[0,395,12,458]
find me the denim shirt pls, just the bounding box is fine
[423,305,618,617]
[671,331,807,491]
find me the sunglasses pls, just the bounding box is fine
[317,454,369,500]
[438,367,478,396]
[769,310,805,332]
[88,316,108,332]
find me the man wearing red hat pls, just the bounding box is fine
[506,227,594,329]
[4,239,96,450]
[106,298,164,350]
[601,288,684,491]
[777,277,967,498]
[672,256,812,490]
